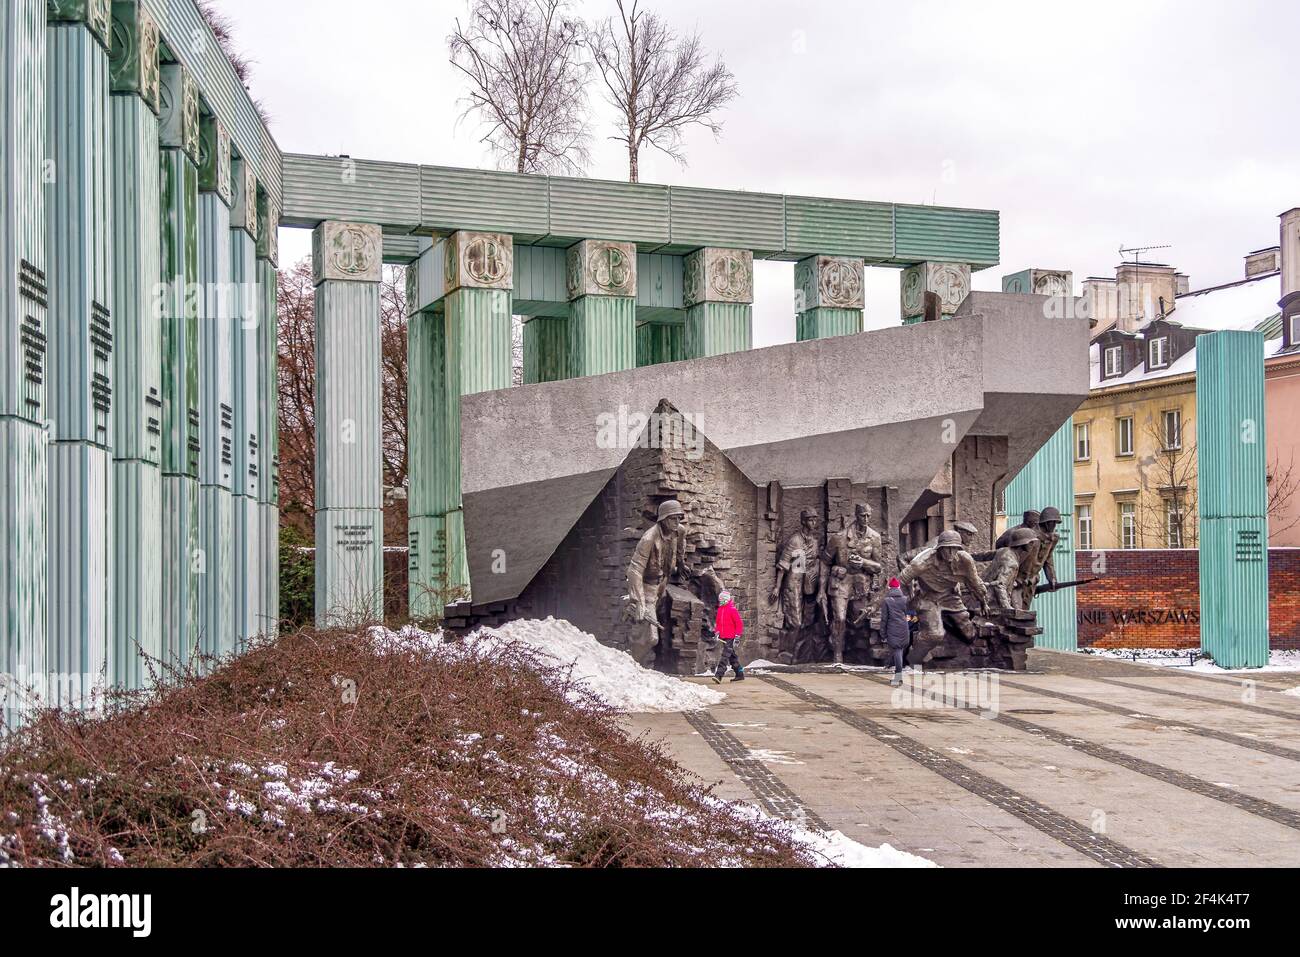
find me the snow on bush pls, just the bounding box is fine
[368,617,725,714]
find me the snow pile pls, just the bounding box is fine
[1083,647,1300,672]
[722,799,937,868]
[1283,686,1300,698]
[368,618,724,714]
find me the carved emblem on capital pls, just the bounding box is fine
[49,0,113,48]
[567,240,637,300]
[684,247,753,307]
[313,222,383,285]
[109,1,161,114]
[445,231,513,292]
[198,116,233,206]
[1031,270,1072,297]
[159,63,201,166]
[232,161,259,240]
[795,255,864,311]
[257,193,280,266]
[901,262,971,317]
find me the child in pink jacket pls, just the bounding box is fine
[712,591,745,683]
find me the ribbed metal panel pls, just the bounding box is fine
[111,458,161,690]
[197,192,233,488]
[407,309,446,518]
[315,507,384,628]
[683,302,752,358]
[258,501,278,637]
[783,195,892,261]
[636,321,684,367]
[2,1,48,425]
[407,512,442,621]
[407,237,445,315]
[47,23,114,448]
[420,164,549,240]
[314,280,381,511]
[667,186,784,256]
[278,153,420,231]
[233,492,261,647]
[197,482,234,660]
[1003,420,1077,651]
[230,229,259,498]
[158,0,280,204]
[567,295,636,378]
[1197,330,1269,668]
[546,176,669,246]
[256,259,278,505]
[46,442,112,700]
[522,315,569,384]
[0,417,47,727]
[380,234,423,265]
[513,245,568,317]
[444,508,469,595]
[796,307,862,341]
[159,149,199,476]
[160,473,199,669]
[895,205,1000,267]
[110,92,162,463]
[635,252,685,322]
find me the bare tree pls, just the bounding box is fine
[1129,417,1198,548]
[448,0,592,174]
[590,0,738,182]
[1268,452,1300,539]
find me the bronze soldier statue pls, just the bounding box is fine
[981,526,1042,610]
[626,499,690,626]
[996,510,1041,550]
[897,530,990,646]
[770,508,824,630]
[901,520,978,568]
[820,502,884,663]
[1036,507,1063,592]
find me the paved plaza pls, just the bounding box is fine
[623,650,1300,867]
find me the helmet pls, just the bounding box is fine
[1039,506,1062,524]
[954,521,978,536]
[1006,527,1040,548]
[800,508,818,522]
[657,500,684,522]
[1021,510,1042,526]
[936,530,963,548]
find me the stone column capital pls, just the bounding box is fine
[795,255,864,311]
[48,0,112,49]
[901,261,971,319]
[1002,268,1072,296]
[684,247,753,307]
[312,221,383,286]
[108,0,161,114]
[445,231,514,293]
[256,192,280,266]
[198,114,232,206]
[567,240,637,300]
[159,62,200,166]
[231,159,258,241]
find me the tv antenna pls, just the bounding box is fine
[1118,242,1172,265]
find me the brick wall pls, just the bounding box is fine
[1075,549,1300,650]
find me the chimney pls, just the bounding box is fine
[1114,262,1178,332]
[1083,277,1118,333]
[1282,209,1300,349]
[1244,247,1281,279]
[1175,272,1191,296]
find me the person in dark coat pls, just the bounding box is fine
[879,578,915,686]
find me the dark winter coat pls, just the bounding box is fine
[879,587,913,649]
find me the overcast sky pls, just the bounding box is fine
[222,0,1300,345]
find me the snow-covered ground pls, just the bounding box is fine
[1082,647,1300,673]
[721,799,936,868]
[368,618,725,713]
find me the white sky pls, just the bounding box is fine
[222,0,1300,346]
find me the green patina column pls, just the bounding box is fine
[1198,330,1269,668]
[523,316,569,384]
[45,1,114,705]
[256,191,280,637]
[406,300,447,620]
[566,239,636,377]
[197,109,237,660]
[683,247,753,357]
[636,322,684,367]
[900,261,972,324]
[108,0,163,689]
[795,255,865,340]
[158,59,202,669]
[1,0,50,726]
[313,221,384,628]
[230,157,262,648]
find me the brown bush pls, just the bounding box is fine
[0,628,819,868]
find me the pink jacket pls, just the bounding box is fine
[715,603,744,640]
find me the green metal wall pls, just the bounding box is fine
[111,458,162,688]
[1003,419,1078,651]
[197,192,233,489]
[160,149,200,477]
[197,482,234,659]
[160,473,199,668]
[683,302,752,358]
[315,507,384,627]
[567,295,635,378]
[796,307,862,341]
[230,230,259,499]
[636,322,684,367]
[523,316,570,384]
[1,417,47,727]
[1197,330,1269,668]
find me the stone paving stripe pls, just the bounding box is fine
[997,678,1300,762]
[1087,676,1300,723]
[852,673,1300,834]
[758,675,1160,868]
[683,710,830,831]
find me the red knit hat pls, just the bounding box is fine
[889,578,901,589]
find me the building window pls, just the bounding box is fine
[1149,336,1169,368]
[1167,502,1184,548]
[1292,314,1299,346]
[1162,409,1182,450]
[1103,346,1122,377]
[1077,504,1093,550]
[1116,416,1134,457]
[1074,422,1091,461]
[1120,502,1137,549]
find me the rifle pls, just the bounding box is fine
[1035,577,1098,596]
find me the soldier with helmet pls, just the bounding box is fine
[900,520,979,568]
[770,508,825,630]
[1036,506,1063,591]
[626,499,691,625]
[996,510,1042,550]
[982,526,1043,610]
[896,530,990,645]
